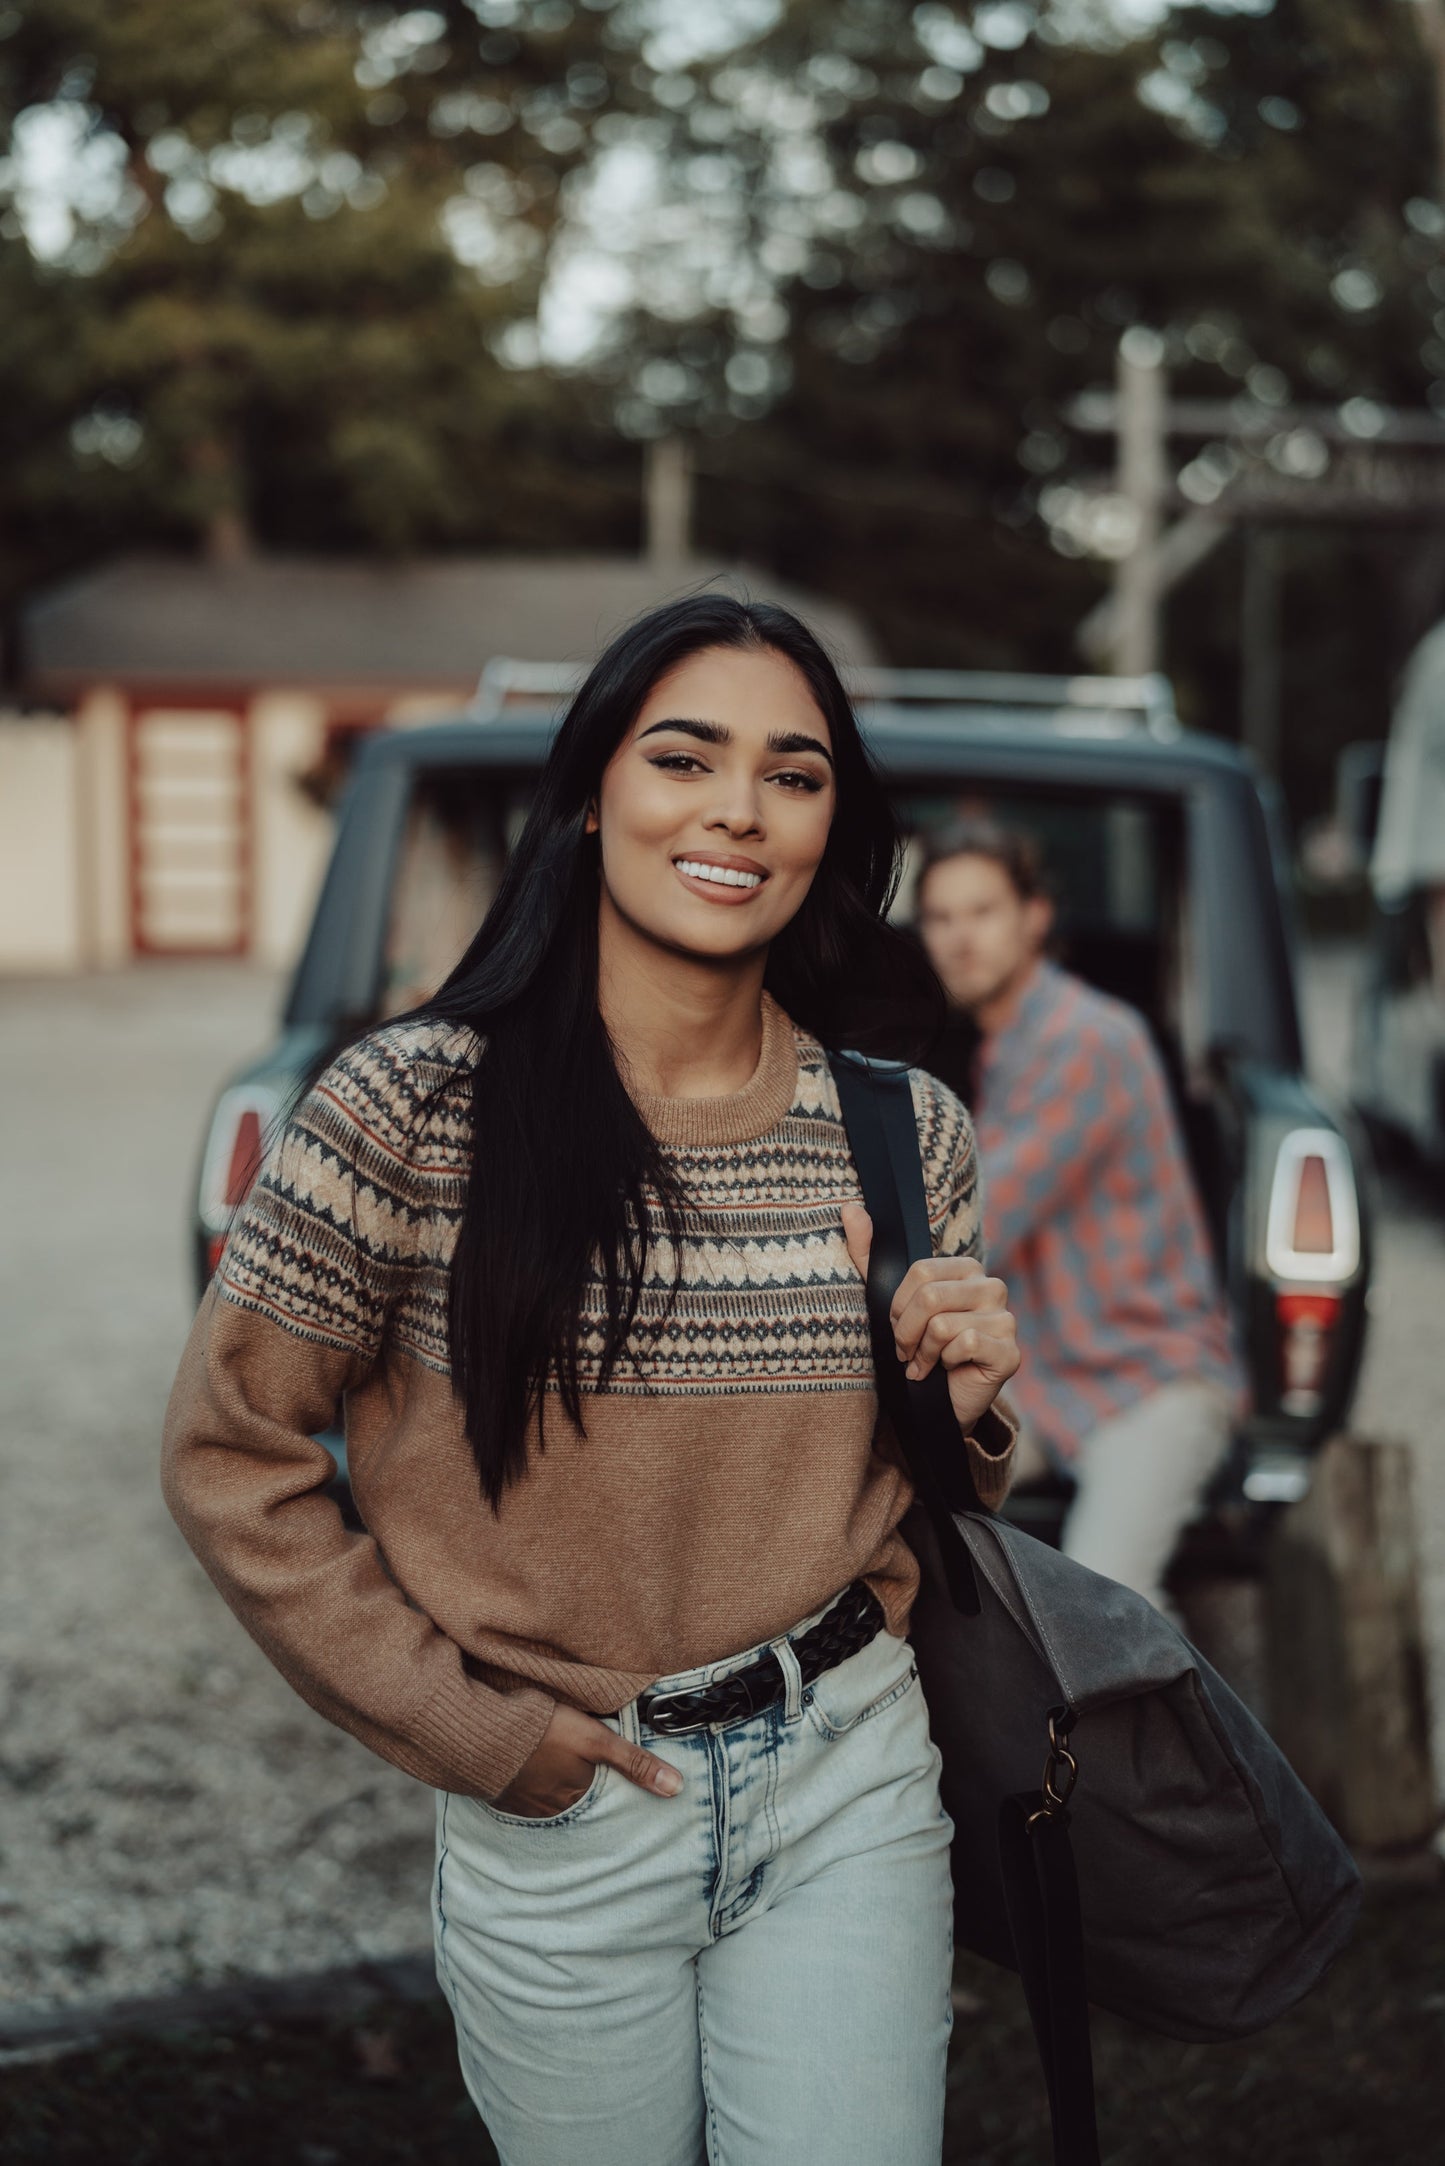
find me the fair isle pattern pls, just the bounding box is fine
[218,1011,984,1398]
[218,1022,472,1367]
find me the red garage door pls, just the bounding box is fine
[125,704,252,957]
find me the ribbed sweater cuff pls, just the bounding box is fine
[410,1673,557,1802]
[963,1399,1018,1512]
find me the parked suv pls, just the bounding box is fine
[191,664,1370,1564]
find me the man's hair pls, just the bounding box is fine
[915,816,1048,904]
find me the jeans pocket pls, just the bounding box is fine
[803,1634,920,1741]
[473,1756,611,1829]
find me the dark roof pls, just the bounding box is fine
[21,551,876,700]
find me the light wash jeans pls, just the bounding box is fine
[431,1586,955,2166]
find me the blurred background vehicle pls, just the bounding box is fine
[1346,619,1445,1173]
[192,661,1371,1576]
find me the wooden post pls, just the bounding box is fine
[1175,1569,1270,1726]
[1263,1433,1439,1849]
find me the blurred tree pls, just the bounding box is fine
[0,0,651,643]
[1150,0,1444,809]
[4,0,1444,827]
[1163,0,1437,408]
[0,225,96,610]
[584,0,1441,810]
[690,0,1276,669]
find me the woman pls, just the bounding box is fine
[161,593,1020,2165]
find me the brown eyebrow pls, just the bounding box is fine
[637,717,834,767]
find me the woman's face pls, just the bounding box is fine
[588,644,837,964]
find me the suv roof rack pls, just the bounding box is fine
[845,668,1180,739]
[469,658,587,711]
[469,658,1181,740]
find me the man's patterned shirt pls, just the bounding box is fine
[974,960,1245,1462]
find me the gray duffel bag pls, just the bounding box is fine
[830,1050,1363,2166]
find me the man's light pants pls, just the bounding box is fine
[1011,1379,1235,1629]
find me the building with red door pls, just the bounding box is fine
[1,550,874,975]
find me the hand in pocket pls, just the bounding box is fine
[491,1702,684,1818]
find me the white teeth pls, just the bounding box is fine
[676,859,763,889]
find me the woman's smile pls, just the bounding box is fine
[672,851,770,902]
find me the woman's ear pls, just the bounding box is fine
[584,798,599,835]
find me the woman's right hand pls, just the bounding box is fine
[490,1701,684,1818]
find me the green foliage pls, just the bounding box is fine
[0,0,645,615]
[3,0,1444,820]
[594,0,1444,806]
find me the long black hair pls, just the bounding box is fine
[370,592,937,1506]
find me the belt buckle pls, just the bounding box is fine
[642,1653,776,1736]
[642,1687,709,1737]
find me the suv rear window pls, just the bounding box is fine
[372,758,1223,1252]
[894,787,1186,1050]
[380,770,530,1018]
[379,766,1188,1055]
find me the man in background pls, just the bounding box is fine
[915,819,1245,1626]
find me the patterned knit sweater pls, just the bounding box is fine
[160,991,1016,1802]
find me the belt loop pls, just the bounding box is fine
[772,1636,804,1723]
[618,1696,642,1748]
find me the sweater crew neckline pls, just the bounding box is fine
[628,992,800,1147]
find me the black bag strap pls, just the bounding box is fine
[826,1047,1101,2166]
[827,1050,983,1615]
[999,1798,1102,2166]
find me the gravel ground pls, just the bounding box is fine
[0,967,435,2016]
[6,1884,1444,2165]
[1,948,1441,2020]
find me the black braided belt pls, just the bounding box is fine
[637,1579,886,1737]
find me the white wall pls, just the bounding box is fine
[0,715,82,972]
[2,685,380,975]
[74,688,131,966]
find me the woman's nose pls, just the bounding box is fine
[703,781,764,836]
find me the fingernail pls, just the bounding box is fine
[656,1766,682,1794]
[905,1360,922,1380]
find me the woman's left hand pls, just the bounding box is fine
[841,1202,1021,1437]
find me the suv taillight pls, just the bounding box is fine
[1264,1129,1360,1418]
[223,1108,264,1206]
[1265,1129,1360,1283]
[1275,1290,1342,1416]
[1289,1151,1335,1253]
[199,1085,280,1276]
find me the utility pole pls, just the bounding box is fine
[1110,328,1167,677]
